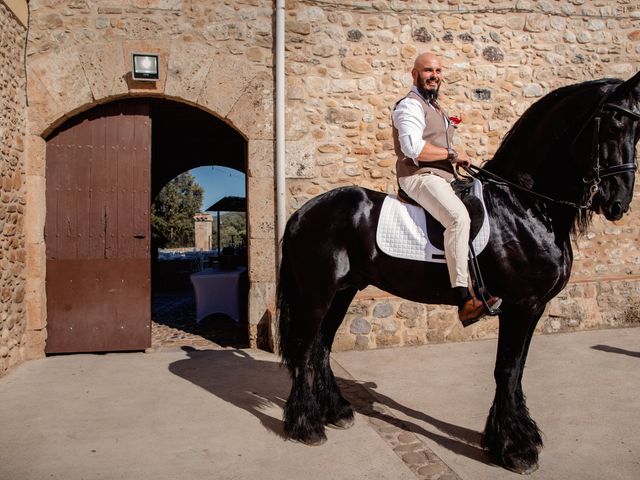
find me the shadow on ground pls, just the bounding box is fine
[152,292,249,348]
[169,347,490,465]
[591,344,640,358]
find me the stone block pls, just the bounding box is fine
[397,302,425,328]
[524,14,546,33]
[354,334,370,350]
[375,330,401,347]
[330,79,357,94]
[133,0,182,9]
[29,49,93,120]
[79,41,128,101]
[25,135,46,177]
[523,83,544,97]
[248,237,276,283]
[248,281,275,326]
[165,42,214,103]
[24,328,47,360]
[286,21,311,35]
[26,67,64,136]
[373,301,393,318]
[342,57,373,74]
[25,242,46,285]
[285,140,317,178]
[247,177,275,239]
[24,175,45,244]
[358,77,378,92]
[348,301,369,316]
[26,294,46,331]
[350,316,371,334]
[347,29,364,42]
[475,65,497,80]
[247,140,274,179]
[226,71,274,140]
[332,331,356,352]
[312,44,336,57]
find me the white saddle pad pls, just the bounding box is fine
[376,179,490,263]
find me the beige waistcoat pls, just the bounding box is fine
[393,91,456,182]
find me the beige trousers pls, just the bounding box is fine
[399,173,470,288]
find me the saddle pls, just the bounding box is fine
[376,177,500,316]
[376,177,490,264]
[397,178,485,252]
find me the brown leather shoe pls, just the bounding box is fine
[459,296,502,327]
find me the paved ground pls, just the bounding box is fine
[335,327,640,480]
[1,327,639,480]
[151,292,249,350]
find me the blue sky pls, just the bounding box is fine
[190,166,246,212]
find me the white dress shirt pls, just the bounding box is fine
[392,86,449,166]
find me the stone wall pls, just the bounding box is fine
[6,0,640,365]
[281,0,640,349]
[0,0,27,376]
[24,0,277,355]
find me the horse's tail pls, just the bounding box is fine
[277,228,298,373]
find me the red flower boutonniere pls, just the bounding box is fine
[449,116,462,128]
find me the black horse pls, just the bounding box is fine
[277,72,640,473]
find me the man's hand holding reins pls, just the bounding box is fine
[450,149,471,168]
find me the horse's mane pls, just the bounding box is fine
[483,78,624,234]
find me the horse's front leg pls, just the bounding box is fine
[482,305,544,474]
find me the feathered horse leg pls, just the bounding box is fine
[311,287,358,429]
[278,239,338,445]
[482,304,544,474]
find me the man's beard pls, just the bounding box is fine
[417,82,440,102]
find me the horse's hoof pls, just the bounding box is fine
[298,434,327,446]
[326,415,355,430]
[504,459,539,475]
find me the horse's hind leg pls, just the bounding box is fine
[310,287,358,429]
[482,305,544,474]
[282,293,335,445]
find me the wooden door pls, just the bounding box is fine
[45,101,151,353]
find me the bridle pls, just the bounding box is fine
[576,95,639,208]
[468,91,639,210]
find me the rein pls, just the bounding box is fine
[467,96,639,210]
[463,164,592,209]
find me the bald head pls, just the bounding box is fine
[412,52,442,101]
[413,52,440,71]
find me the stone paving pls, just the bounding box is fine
[332,359,461,480]
[150,292,249,351]
[150,291,462,479]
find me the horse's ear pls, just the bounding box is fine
[610,70,640,101]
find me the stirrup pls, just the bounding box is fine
[469,242,502,316]
[460,297,502,327]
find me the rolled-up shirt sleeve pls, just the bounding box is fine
[392,98,426,166]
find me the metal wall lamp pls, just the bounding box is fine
[131,53,159,81]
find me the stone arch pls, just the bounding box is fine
[24,40,277,355]
[27,40,272,139]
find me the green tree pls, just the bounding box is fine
[212,212,247,249]
[152,172,204,248]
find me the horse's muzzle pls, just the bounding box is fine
[603,201,627,221]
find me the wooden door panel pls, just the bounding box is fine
[45,101,151,353]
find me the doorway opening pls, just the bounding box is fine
[149,99,248,349]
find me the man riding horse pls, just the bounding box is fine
[392,52,501,326]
